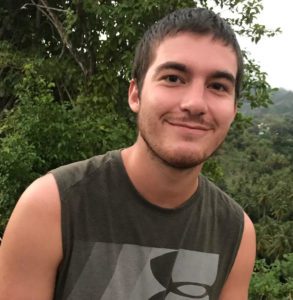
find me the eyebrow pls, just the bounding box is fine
[211,71,236,85]
[153,61,190,77]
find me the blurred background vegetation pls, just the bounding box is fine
[0,0,292,298]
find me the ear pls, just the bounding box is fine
[128,79,140,113]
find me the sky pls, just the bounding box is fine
[238,0,293,91]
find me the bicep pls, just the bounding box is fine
[0,174,62,300]
[219,212,256,300]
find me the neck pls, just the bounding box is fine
[121,143,202,209]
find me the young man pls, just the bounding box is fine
[0,7,255,300]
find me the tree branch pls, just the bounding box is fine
[31,0,88,77]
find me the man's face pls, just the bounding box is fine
[128,32,237,169]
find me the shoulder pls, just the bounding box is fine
[50,150,121,193]
[199,177,256,299]
[199,174,244,219]
[4,173,61,230]
[1,173,62,256]
[0,174,62,298]
[198,175,246,263]
[15,173,61,225]
[219,212,256,299]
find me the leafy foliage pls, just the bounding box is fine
[0,59,133,231]
[250,254,293,299]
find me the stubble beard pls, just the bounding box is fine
[141,133,205,170]
[139,122,217,170]
[137,107,229,170]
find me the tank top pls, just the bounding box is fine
[51,150,244,300]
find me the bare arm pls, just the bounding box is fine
[219,212,256,300]
[0,174,62,300]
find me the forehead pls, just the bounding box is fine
[148,32,237,77]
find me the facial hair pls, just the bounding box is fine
[138,113,224,170]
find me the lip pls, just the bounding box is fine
[166,120,211,131]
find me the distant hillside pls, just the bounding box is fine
[241,88,293,118]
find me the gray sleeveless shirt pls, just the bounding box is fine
[51,150,244,300]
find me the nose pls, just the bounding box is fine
[179,81,208,116]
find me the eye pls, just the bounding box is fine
[209,82,228,92]
[163,75,185,84]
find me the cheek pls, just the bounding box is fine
[227,105,237,122]
[211,104,236,128]
[140,89,170,113]
[151,88,180,112]
[223,110,236,128]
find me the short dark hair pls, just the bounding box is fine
[132,7,243,100]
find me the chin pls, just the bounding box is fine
[141,132,217,170]
[166,154,208,169]
[153,146,209,170]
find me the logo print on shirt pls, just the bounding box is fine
[67,242,219,300]
[149,251,210,299]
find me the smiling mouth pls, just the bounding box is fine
[166,120,212,131]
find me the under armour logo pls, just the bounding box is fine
[149,251,215,299]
